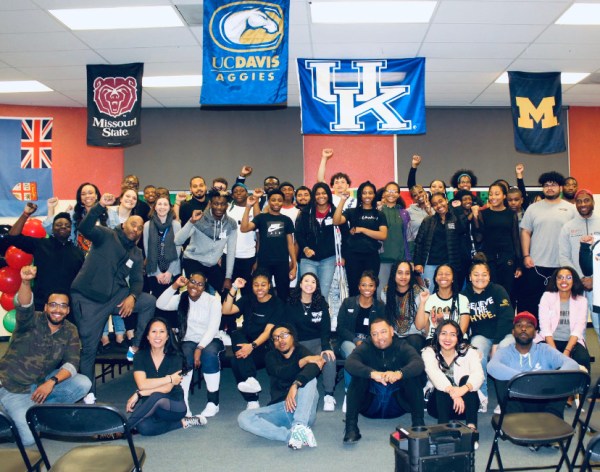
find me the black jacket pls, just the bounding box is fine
[295,206,337,261]
[336,296,386,344]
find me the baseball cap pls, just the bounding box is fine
[513,311,538,328]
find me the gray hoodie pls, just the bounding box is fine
[559,212,600,276]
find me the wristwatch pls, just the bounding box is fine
[251,342,258,350]
[50,376,59,385]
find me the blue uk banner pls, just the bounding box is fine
[201,0,290,106]
[0,118,53,217]
[297,57,426,135]
[508,71,566,154]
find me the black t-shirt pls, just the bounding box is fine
[354,305,372,336]
[179,198,209,226]
[252,213,294,263]
[235,295,284,339]
[342,207,388,254]
[285,301,331,351]
[133,349,184,401]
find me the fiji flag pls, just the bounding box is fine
[0,118,53,217]
[509,71,566,154]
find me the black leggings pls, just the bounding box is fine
[128,392,186,436]
[427,376,480,427]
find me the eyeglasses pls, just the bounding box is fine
[47,302,69,310]
[272,332,291,342]
[188,279,205,287]
[385,189,399,194]
[557,275,573,281]
[543,182,559,188]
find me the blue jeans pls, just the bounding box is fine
[102,314,126,337]
[237,378,319,442]
[422,264,438,291]
[340,340,357,391]
[181,338,224,374]
[470,333,513,397]
[300,256,336,300]
[0,371,91,445]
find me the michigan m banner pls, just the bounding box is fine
[509,71,566,154]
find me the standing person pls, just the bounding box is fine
[520,171,577,317]
[295,186,312,210]
[413,192,469,288]
[143,196,182,326]
[415,264,470,342]
[383,260,426,351]
[422,320,483,438]
[241,189,297,301]
[117,174,150,222]
[407,184,435,257]
[472,183,522,297]
[222,271,284,410]
[237,323,323,450]
[156,274,223,418]
[126,318,206,435]
[70,194,156,400]
[295,182,337,300]
[462,258,514,412]
[563,176,578,204]
[537,267,591,373]
[0,265,91,446]
[278,182,301,225]
[333,181,388,297]
[143,185,157,211]
[406,154,448,198]
[377,181,411,300]
[107,188,139,228]
[176,176,208,226]
[507,187,526,222]
[258,176,281,209]
[343,318,425,443]
[286,273,337,412]
[317,148,357,210]
[175,190,238,298]
[559,189,600,337]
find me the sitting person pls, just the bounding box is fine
[238,323,323,450]
[126,317,206,435]
[0,265,91,446]
[422,320,483,444]
[156,273,223,418]
[488,312,581,421]
[344,318,425,444]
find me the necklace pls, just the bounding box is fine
[302,301,312,316]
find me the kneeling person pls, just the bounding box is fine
[238,323,323,450]
[344,318,425,443]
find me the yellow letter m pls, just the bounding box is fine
[515,97,558,129]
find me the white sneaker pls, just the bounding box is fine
[288,424,304,450]
[323,395,336,412]
[238,377,262,393]
[342,395,347,413]
[246,401,260,410]
[83,392,96,404]
[200,402,219,417]
[478,397,488,413]
[182,415,207,429]
[301,425,317,448]
[493,405,501,415]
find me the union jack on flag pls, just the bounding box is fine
[21,118,53,169]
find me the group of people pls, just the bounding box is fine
[0,151,597,453]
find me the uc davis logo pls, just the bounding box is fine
[93,76,138,118]
[209,2,284,53]
[304,60,413,132]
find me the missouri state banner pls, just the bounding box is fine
[87,63,143,147]
[0,118,54,217]
[201,0,289,106]
[297,57,426,135]
[508,71,566,154]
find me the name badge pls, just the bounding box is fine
[324,217,333,226]
[219,230,227,239]
[126,259,134,268]
[363,318,369,326]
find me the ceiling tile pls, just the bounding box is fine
[95,46,202,64]
[425,23,546,43]
[0,32,87,52]
[74,28,198,49]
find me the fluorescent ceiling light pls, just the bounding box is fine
[49,6,183,30]
[310,1,436,24]
[0,81,53,93]
[143,75,203,88]
[556,3,600,25]
[495,72,590,85]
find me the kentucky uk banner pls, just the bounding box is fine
[0,118,54,216]
[297,57,426,135]
[87,63,144,147]
[201,0,289,106]
[508,71,566,154]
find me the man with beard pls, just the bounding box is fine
[519,171,576,317]
[562,176,578,204]
[488,312,580,421]
[71,193,156,400]
[295,186,312,210]
[176,175,208,226]
[0,265,91,446]
[6,202,84,311]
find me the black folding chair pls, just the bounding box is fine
[485,370,590,472]
[572,376,600,467]
[0,409,42,472]
[581,432,600,471]
[26,404,145,472]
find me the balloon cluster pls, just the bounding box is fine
[1,219,45,333]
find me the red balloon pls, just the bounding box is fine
[0,292,16,311]
[0,267,21,294]
[5,246,34,269]
[22,219,47,238]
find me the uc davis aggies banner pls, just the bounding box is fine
[508,71,566,154]
[87,63,143,147]
[201,0,289,106]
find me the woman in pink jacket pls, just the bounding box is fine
[537,266,590,372]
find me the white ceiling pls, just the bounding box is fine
[2,0,600,108]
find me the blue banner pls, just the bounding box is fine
[297,57,426,135]
[509,71,566,154]
[201,0,289,106]
[0,118,53,217]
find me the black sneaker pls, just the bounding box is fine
[343,427,361,444]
